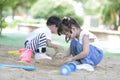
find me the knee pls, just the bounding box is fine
[70,39,77,46]
[70,39,83,54]
[70,39,82,48]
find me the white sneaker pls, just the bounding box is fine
[76,64,94,71]
[35,53,52,60]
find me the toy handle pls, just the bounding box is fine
[0,64,35,71]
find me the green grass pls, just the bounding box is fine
[0,33,27,47]
[104,52,120,57]
[0,33,69,51]
[103,49,120,57]
[0,33,120,57]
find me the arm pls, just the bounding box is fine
[72,35,89,61]
[62,47,71,57]
[47,39,63,50]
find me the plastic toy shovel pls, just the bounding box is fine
[0,64,35,71]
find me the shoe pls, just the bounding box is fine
[35,53,52,60]
[76,64,94,71]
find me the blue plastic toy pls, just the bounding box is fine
[0,64,35,71]
[60,62,77,75]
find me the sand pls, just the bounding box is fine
[0,44,120,80]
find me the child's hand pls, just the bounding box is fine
[55,53,65,59]
[64,57,73,64]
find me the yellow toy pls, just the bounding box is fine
[8,50,20,55]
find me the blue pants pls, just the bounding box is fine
[70,39,103,66]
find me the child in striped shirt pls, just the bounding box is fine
[24,16,63,60]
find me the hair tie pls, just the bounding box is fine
[63,17,70,21]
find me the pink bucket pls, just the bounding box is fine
[19,48,33,63]
[19,48,27,53]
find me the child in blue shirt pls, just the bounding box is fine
[56,17,103,68]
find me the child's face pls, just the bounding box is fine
[65,27,77,39]
[70,27,77,39]
[49,25,57,33]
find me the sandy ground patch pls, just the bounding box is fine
[0,45,120,80]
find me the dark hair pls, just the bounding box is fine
[57,17,80,35]
[46,16,61,28]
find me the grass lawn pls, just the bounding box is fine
[0,33,120,57]
[0,33,26,47]
[104,48,120,57]
[0,33,70,52]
